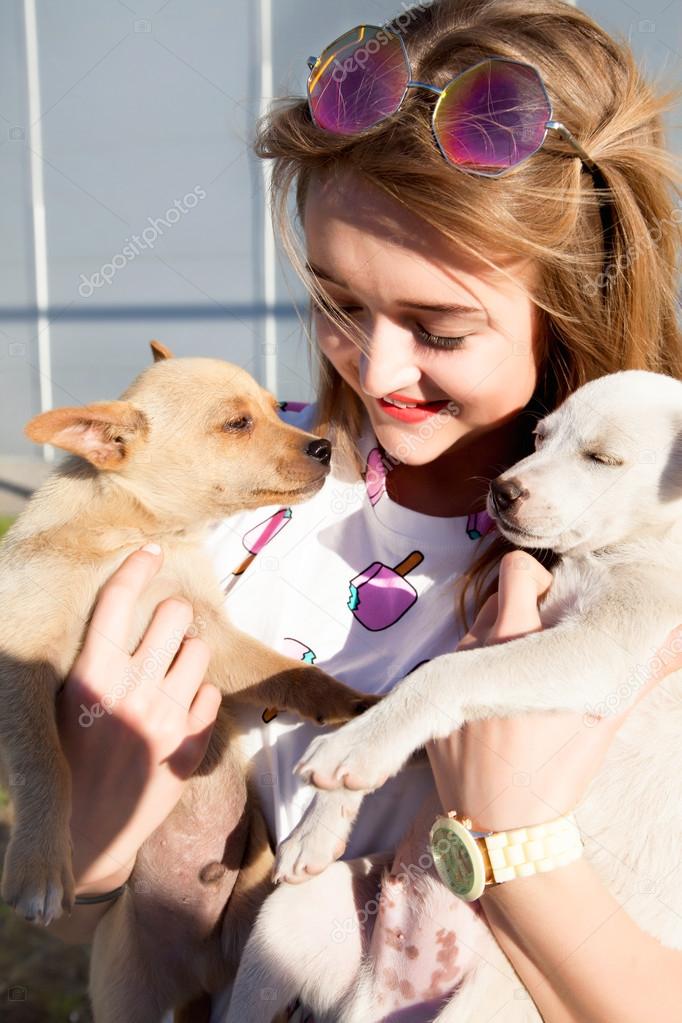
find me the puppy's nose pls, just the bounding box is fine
[305,437,332,466]
[491,477,528,513]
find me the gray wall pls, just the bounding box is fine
[1,0,679,458]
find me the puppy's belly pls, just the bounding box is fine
[127,740,251,988]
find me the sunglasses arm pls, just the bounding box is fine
[407,80,443,96]
[546,119,598,174]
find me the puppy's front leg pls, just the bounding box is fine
[198,610,378,725]
[296,598,678,791]
[273,788,364,884]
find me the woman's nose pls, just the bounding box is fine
[358,318,421,398]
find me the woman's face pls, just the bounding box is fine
[303,171,542,467]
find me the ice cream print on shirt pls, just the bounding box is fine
[262,637,318,724]
[276,401,310,414]
[466,509,497,540]
[348,551,424,632]
[230,507,293,578]
[363,447,389,507]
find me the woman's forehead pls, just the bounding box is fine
[303,169,539,302]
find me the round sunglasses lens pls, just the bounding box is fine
[307,26,409,134]
[434,60,551,173]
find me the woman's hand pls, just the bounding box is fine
[427,550,682,832]
[56,545,222,895]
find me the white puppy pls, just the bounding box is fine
[224,370,682,1022]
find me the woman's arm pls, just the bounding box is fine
[427,550,682,1022]
[45,865,134,945]
[480,856,682,1023]
[42,545,221,944]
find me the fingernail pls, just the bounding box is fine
[141,542,161,554]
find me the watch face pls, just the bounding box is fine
[430,823,476,898]
[430,817,487,901]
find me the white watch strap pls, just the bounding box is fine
[484,812,584,883]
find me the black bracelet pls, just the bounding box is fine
[74,883,127,905]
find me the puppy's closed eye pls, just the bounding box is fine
[585,451,624,467]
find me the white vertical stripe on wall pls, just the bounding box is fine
[260,0,278,396]
[23,0,54,461]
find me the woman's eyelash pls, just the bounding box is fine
[313,298,466,352]
[414,323,466,350]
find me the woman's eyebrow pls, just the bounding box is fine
[306,261,483,316]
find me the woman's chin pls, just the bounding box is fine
[372,421,463,467]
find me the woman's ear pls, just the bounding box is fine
[150,339,174,362]
[24,401,148,470]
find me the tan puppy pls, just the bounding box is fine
[0,341,376,1021]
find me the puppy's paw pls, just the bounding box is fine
[315,688,381,727]
[294,722,392,792]
[273,825,346,885]
[2,832,75,925]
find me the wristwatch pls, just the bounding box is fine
[429,810,584,902]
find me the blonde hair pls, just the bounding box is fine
[253,0,682,632]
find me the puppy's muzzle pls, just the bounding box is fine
[490,476,529,520]
[305,438,332,467]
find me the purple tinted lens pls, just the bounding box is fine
[434,60,551,173]
[308,26,409,134]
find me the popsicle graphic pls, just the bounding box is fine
[362,447,388,506]
[232,507,292,576]
[262,637,317,723]
[277,400,310,414]
[348,550,424,631]
[466,509,497,541]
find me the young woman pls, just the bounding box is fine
[46,0,682,1019]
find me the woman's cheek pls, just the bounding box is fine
[316,322,359,375]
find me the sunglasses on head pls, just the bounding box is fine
[304,24,613,297]
[306,24,598,178]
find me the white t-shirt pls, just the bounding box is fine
[202,401,499,860]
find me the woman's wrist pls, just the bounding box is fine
[74,858,135,899]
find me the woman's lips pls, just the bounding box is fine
[376,397,453,423]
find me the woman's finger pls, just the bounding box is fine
[493,551,552,637]
[162,636,213,713]
[456,593,499,650]
[132,597,196,687]
[82,546,163,668]
[188,681,222,732]
[165,682,223,777]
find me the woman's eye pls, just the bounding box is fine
[313,295,361,317]
[223,415,252,432]
[415,323,466,350]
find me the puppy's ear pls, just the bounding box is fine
[24,401,148,470]
[150,339,174,362]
